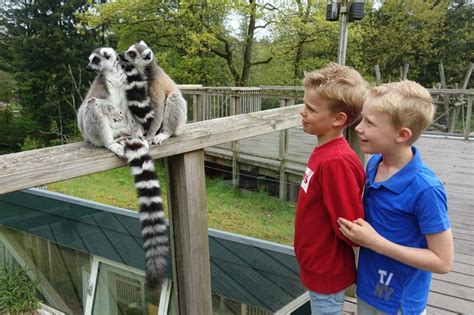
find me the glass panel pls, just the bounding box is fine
[92,260,163,315]
[0,225,91,314]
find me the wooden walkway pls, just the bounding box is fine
[207,128,474,314]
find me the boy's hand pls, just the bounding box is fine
[337,217,383,249]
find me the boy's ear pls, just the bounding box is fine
[333,112,348,127]
[396,127,413,144]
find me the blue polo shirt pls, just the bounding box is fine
[357,146,450,314]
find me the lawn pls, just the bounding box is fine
[48,161,296,245]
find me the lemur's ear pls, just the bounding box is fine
[140,40,148,47]
[144,51,152,60]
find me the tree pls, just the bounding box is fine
[0,0,102,150]
[80,0,274,86]
[358,0,450,84]
[269,0,340,84]
[435,1,473,87]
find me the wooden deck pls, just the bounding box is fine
[207,128,474,314]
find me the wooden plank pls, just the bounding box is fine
[165,150,212,314]
[433,271,474,287]
[0,105,303,195]
[430,278,474,300]
[427,291,473,314]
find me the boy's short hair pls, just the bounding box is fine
[367,80,434,144]
[302,63,368,126]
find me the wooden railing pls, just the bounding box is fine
[180,86,474,140]
[0,105,302,314]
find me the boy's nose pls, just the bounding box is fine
[300,107,306,116]
[355,122,362,133]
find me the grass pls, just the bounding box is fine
[48,161,296,245]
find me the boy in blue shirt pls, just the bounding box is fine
[337,81,454,314]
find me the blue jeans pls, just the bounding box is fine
[309,289,345,315]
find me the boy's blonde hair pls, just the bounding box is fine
[302,63,368,126]
[367,80,434,144]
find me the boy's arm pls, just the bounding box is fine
[322,159,364,247]
[337,217,454,274]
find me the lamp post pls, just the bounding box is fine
[326,0,365,66]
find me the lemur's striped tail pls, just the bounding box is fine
[123,138,168,288]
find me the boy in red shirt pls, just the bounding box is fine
[294,63,367,314]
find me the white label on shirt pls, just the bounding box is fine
[301,167,314,193]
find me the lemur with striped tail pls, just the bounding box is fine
[121,138,168,288]
[122,41,187,145]
[120,58,155,134]
[78,47,168,288]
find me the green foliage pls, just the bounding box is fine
[0,71,16,103]
[0,109,40,153]
[0,0,102,150]
[436,1,474,86]
[20,136,44,152]
[0,266,41,314]
[358,0,451,82]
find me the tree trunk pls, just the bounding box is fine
[240,0,257,86]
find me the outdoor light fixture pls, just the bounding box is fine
[325,0,365,65]
[326,0,340,21]
[349,0,365,21]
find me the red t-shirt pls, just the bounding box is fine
[294,136,365,294]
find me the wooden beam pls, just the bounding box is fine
[0,105,302,195]
[165,150,212,314]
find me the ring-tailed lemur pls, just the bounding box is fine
[77,48,168,288]
[121,137,168,289]
[120,59,155,134]
[77,47,144,157]
[122,41,187,145]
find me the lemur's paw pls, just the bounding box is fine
[108,143,126,158]
[152,133,170,145]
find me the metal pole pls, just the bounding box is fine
[337,0,349,65]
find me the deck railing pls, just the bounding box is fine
[180,86,474,140]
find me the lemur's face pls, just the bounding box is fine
[123,41,153,68]
[86,47,119,72]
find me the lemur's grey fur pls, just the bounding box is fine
[77,47,143,157]
[122,41,187,144]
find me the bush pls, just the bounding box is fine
[0,265,40,314]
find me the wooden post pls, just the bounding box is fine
[374,65,381,86]
[438,63,451,127]
[230,95,241,188]
[279,98,291,201]
[195,94,204,122]
[402,63,410,80]
[165,150,212,315]
[464,95,472,140]
[192,95,197,122]
[450,64,473,133]
[346,125,365,165]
